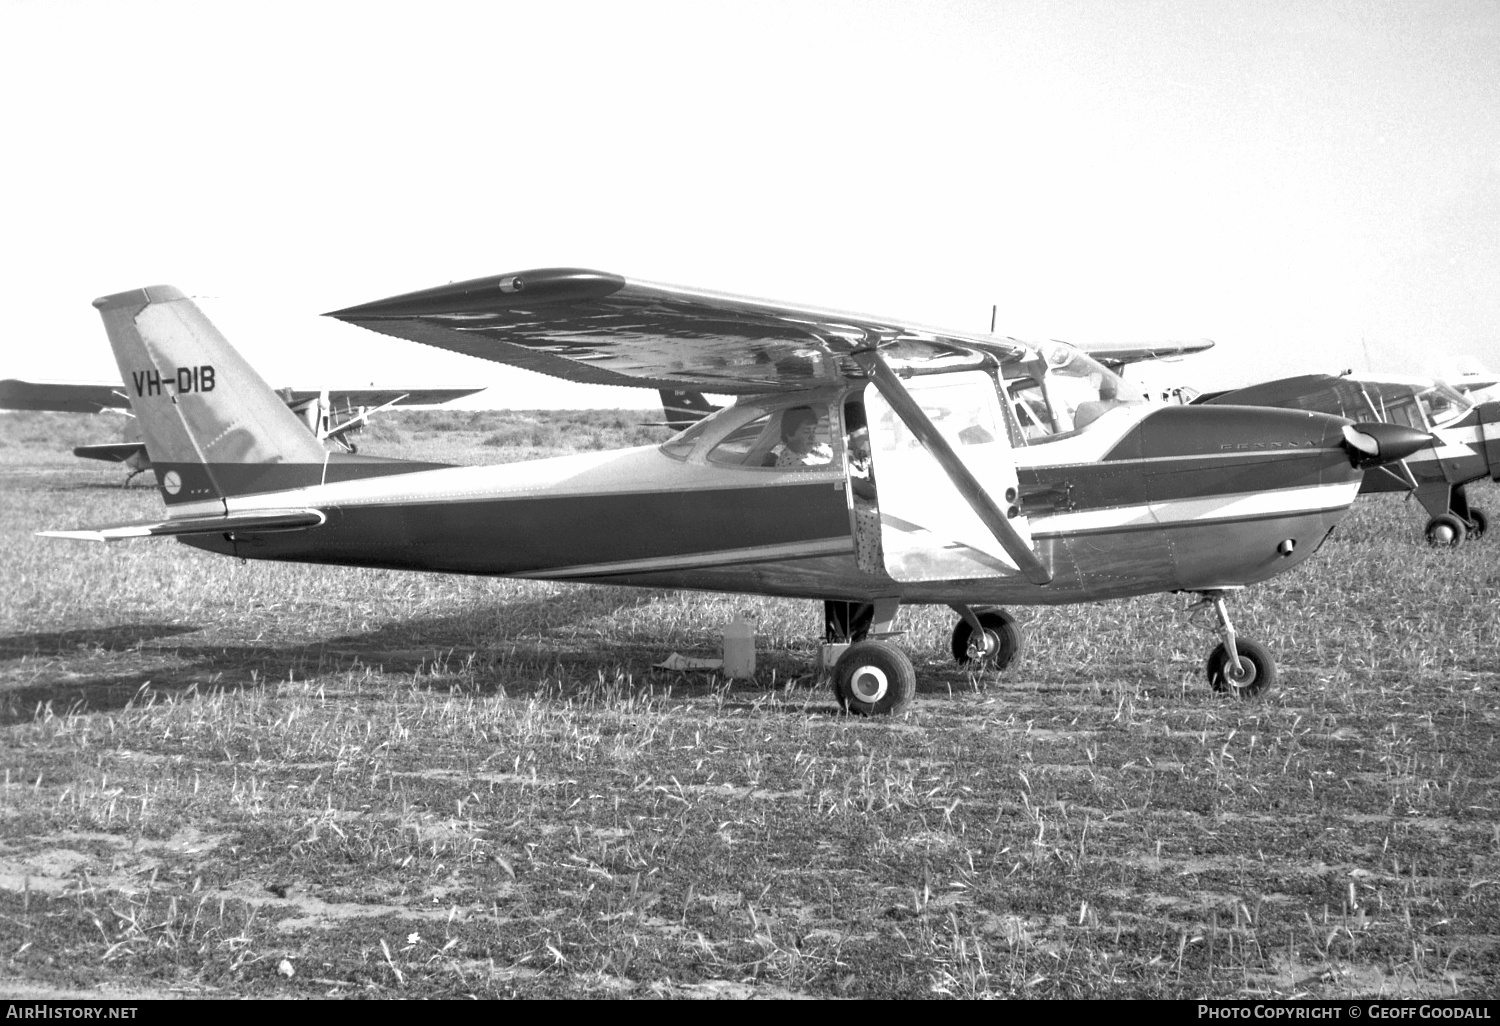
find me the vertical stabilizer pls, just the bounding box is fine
[93,286,329,508]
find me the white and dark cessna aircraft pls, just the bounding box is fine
[44,270,1430,714]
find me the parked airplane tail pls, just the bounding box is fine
[93,286,331,507]
[658,389,720,431]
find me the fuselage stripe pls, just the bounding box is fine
[526,537,854,579]
[1029,480,1360,536]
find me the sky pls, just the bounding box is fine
[3,0,1497,408]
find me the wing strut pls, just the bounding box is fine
[855,351,1053,586]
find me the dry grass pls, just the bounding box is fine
[0,409,1496,998]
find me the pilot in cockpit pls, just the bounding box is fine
[774,406,833,467]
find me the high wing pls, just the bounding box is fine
[325,268,1027,394]
[0,378,128,413]
[1073,339,1215,374]
[1435,357,1499,395]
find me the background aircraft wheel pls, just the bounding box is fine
[950,610,1023,671]
[1425,514,1467,547]
[1205,638,1276,698]
[1467,508,1488,540]
[832,641,916,716]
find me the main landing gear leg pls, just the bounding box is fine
[1447,486,1487,542]
[1191,590,1276,699]
[824,600,874,643]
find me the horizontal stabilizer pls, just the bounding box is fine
[288,387,484,407]
[72,442,147,464]
[0,378,128,413]
[41,508,326,544]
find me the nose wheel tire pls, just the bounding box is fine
[950,610,1023,670]
[1205,638,1275,698]
[832,641,916,716]
[1425,514,1468,547]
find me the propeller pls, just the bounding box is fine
[1340,422,1433,468]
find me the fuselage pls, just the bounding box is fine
[180,392,1368,607]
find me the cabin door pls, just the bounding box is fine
[863,370,1033,582]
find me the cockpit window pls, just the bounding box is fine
[707,413,776,466]
[661,398,840,469]
[659,417,715,460]
[1003,341,1146,442]
[1418,384,1471,428]
[1359,380,1473,431]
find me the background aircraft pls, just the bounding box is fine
[0,376,481,481]
[46,273,1428,714]
[1195,372,1500,546]
[1436,357,1500,404]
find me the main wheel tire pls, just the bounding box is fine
[1467,507,1488,541]
[950,610,1024,671]
[1205,638,1276,699]
[1425,513,1467,547]
[832,640,916,716]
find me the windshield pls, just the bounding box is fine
[1419,383,1473,428]
[1003,341,1146,441]
[659,395,841,468]
[659,414,717,460]
[1358,379,1474,430]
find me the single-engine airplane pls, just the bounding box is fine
[1,375,481,481]
[1194,373,1500,546]
[45,271,1431,714]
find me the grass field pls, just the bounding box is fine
[1,409,1497,999]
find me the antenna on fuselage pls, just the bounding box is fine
[989,304,997,334]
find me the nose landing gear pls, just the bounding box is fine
[1189,590,1276,698]
[948,605,1023,670]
